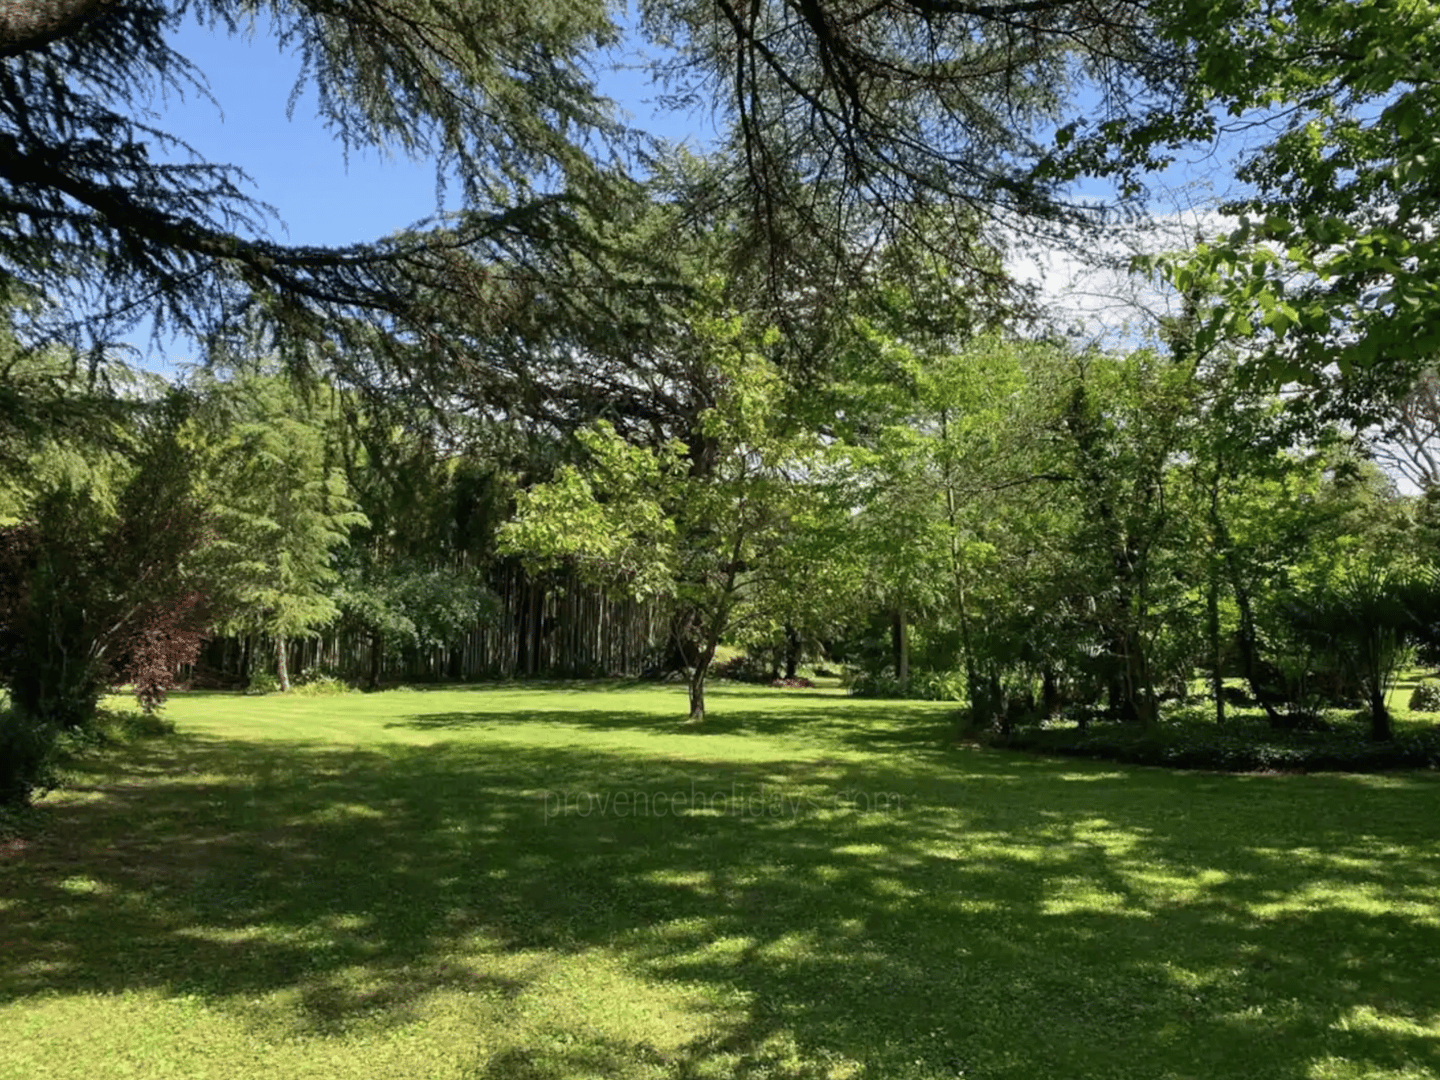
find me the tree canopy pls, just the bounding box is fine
[0,0,639,378]
[10,0,1440,806]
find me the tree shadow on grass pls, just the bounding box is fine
[2,731,1440,1078]
[389,700,960,757]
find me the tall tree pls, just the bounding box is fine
[1369,366,1440,492]
[1072,0,1440,397]
[0,390,212,726]
[500,300,833,720]
[845,327,1035,711]
[193,373,364,691]
[335,424,507,686]
[642,0,1188,312]
[0,0,641,384]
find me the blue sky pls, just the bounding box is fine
[154,13,718,243]
[140,12,1223,368]
[159,22,436,248]
[139,11,713,366]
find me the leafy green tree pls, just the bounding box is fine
[1369,365,1440,492]
[0,0,634,379]
[1028,347,1200,725]
[332,418,513,685]
[334,564,497,688]
[501,303,832,720]
[1063,1,1440,395]
[844,329,1031,705]
[1283,558,1440,742]
[192,374,364,691]
[0,320,139,478]
[642,0,1189,315]
[732,490,862,680]
[0,391,211,730]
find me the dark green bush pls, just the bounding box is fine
[292,674,355,697]
[1003,719,1440,773]
[711,654,776,684]
[0,708,60,806]
[848,669,967,702]
[245,671,282,695]
[911,670,968,702]
[846,671,905,698]
[1409,681,1440,713]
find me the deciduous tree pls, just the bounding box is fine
[501,300,834,720]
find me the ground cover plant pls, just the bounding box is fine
[1003,674,1440,774]
[1005,714,1440,773]
[3,683,1439,1080]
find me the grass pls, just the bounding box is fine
[3,682,1440,1079]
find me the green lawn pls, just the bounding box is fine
[3,683,1440,1080]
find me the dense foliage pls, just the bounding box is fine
[8,0,1440,804]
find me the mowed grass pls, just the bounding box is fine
[3,684,1440,1080]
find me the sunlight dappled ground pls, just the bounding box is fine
[2,683,1439,1079]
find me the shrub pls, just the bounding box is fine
[291,674,355,697]
[911,670,968,703]
[0,708,60,807]
[111,593,209,713]
[1409,681,1440,713]
[847,671,905,699]
[848,669,967,702]
[1003,719,1440,773]
[712,654,775,684]
[245,672,282,695]
[0,425,213,728]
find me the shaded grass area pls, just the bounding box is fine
[1006,714,1440,773]
[1007,672,1440,774]
[2,684,1439,1079]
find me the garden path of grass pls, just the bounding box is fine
[3,683,1440,1079]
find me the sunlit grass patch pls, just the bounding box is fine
[1,682,1438,1079]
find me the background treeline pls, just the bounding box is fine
[0,342,671,710]
[7,243,1440,801]
[8,0,1440,803]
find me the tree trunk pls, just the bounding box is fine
[529,585,544,675]
[956,588,989,731]
[1215,514,1286,726]
[989,670,1009,737]
[276,634,290,692]
[892,607,909,687]
[939,407,979,730]
[516,584,531,676]
[1369,682,1394,742]
[0,0,109,59]
[659,608,698,679]
[784,623,800,680]
[1125,631,1159,727]
[1228,566,1285,727]
[688,647,714,722]
[368,630,383,690]
[1042,668,1060,717]
[1206,470,1227,726]
[1207,563,1226,726]
[1101,623,1138,722]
